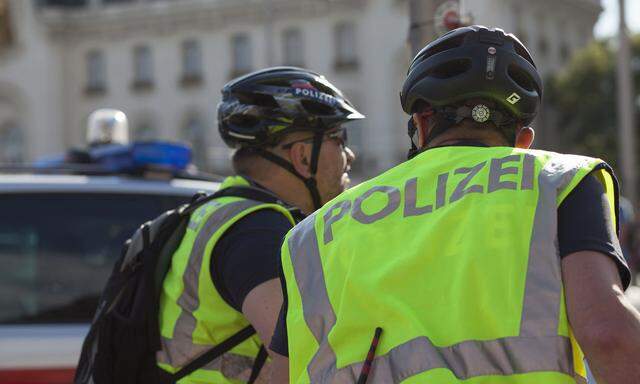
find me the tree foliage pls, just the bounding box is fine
[546,34,640,175]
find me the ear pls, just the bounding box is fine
[287,142,313,177]
[514,126,535,149]
[413,112,430,148]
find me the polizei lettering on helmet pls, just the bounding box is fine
[322,153,536,244]
[293,87,338,105]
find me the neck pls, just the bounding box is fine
[431,138,491,147]
[426,132,504,149]
[249,172,315,215]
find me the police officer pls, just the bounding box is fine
[156,67,363,383]
[270,26,640,383]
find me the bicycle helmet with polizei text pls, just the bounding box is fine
[218,66,364,148]
[400,25,542,126]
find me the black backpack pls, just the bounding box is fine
[75,186,297,384]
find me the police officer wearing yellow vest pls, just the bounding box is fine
[270,26,640,383]
[156,67,363,383]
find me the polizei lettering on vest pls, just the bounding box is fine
[323,154,536,244]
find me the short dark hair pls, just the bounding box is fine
[231,147,277,176]
[231,147,259,175]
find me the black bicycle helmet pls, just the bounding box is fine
[217,66,364,210]
[400,26,542,154]
[218,66,363,148]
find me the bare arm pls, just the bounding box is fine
[241,278,284,383]
[270,353,290,384]
[242,278,284,358]
[563,250,640,383]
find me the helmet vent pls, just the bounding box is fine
[513,44,535,67]
[227,114,260,128]
[308,81,336,96]
[427,59,472,79]
[418,34,467,63]
[301,99,334,115]
[237,92,279,108]
[507,64,535,92]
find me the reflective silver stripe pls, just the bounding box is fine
[157,199,261,374]
[288,153,586,383]
[159,337,254,381]
[332,335,572,383]
[205,353,254,379]
[520,157,582,336]
[287,215,338,383]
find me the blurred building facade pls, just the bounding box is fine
[0,0,602,176]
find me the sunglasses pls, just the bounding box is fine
[281,128,348,150]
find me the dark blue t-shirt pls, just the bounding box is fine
[211,208,294,312]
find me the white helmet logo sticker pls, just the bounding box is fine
[507,92,521,104]
[471,104,491,123]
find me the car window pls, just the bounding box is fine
[0,192,190,324]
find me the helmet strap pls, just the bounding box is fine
[308,131,323,175]
[406,118,421,160]
[424,107,463,146]
[407,108,456,159]
[303,130,325,210]
[255,143,323,211]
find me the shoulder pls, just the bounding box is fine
[228,207,294,235]
[522,149,609,170]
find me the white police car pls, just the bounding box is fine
[0,142,219,384]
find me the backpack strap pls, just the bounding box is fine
[247,345,268,384]
[171,325,257,382]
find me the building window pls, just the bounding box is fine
[230,33,252,78]
[132,45,153,90]
[282,28,304,67]
[181,39,203,87]
[334,22,358,71]
[180,115,207,168]
[0,122,23,164]
[85,50,106,95]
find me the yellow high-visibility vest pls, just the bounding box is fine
[158,176,296,383]
[281,146,618,384]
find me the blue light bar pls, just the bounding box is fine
[34,141,193,174]
[33,154,66,168]
[131,141,192,170]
